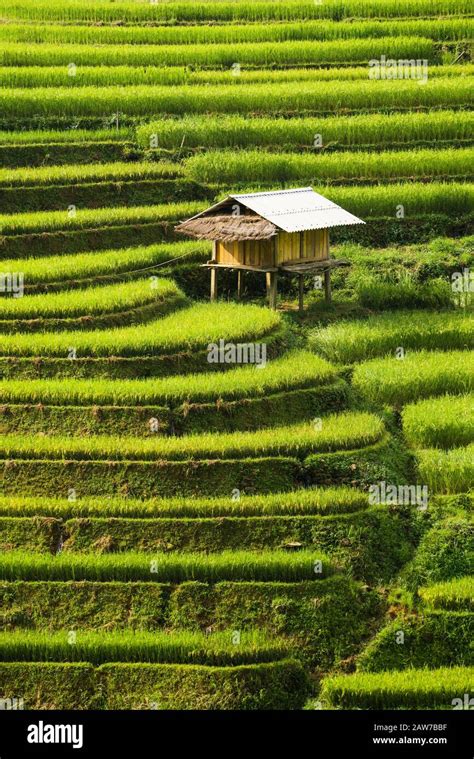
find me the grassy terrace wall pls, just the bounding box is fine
[0,516,61,554]
[60,508,418,581]
[0,220,183,258]
[101,660,310,710]
[0,412,390,496]
[0,202,203,258]
[0,440,407,498]
[0,179,211,214]
[0,576,382,669]
[2,241,210,293]
[357,612,473,670]
[0,382,349,436]
[0,351,349,433]
[0,505,421,583]
[0,456,302,498]
[0,159,213,211]
[0,659,310,710]
[0,278,188,333]
[0,140,137,169]
[0,487,372,518]
[400,516,473,591]
[0,301,290,379]
[0,339,288,380]
[0,413,385,457]
[341,499,474,698]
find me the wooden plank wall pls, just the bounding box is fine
[276,229,329,264]
[216,239,275,268]
[215,230,328,268]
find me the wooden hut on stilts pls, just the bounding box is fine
[176,187,365,311]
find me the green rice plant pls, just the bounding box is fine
[403,395,474,449]
[1,186,471,241]
[0,277,183,321]
[1,0,469,24]
[0,487,369,519]
[0,350,336,404]
[4,64,472,92]
[0,629,288,666]
[418,577,474,610]
[351,274,454,310]
[417,445,474,493]
[0,38,437,69]
[0,411,385,461]
[0,128,133,145]
[0,161,181,188]
[184,147,473,184]
[206,184,473,230]
[0,241,210,288]
[138,111,474,151]
[196,63,474,85]
[0,549,334,582]
[0,18,469,47]
[0,302,281,357]
[335,236,474,279]
[0,201,202,237]
[236,182,474,224]
[321,666,474,708]
[310,311,474,363]
[352,351,474,406]
[321,182,474,219]
[2,78,470,119]
[0,66,191,90]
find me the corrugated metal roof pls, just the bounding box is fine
[230,187,365,232]
[180,188,365,233]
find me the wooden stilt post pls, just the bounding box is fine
[298,232,305,314]
[210,267,217,301]
[298,273,304,314]
[237,269,242,300]
[324,268,331,303]
[269,271,278,310]
[265,271,272,302]
[324,233,332,304]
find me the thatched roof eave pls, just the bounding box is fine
[175,214,278,242]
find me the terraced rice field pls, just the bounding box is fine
[0,0,472,716]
